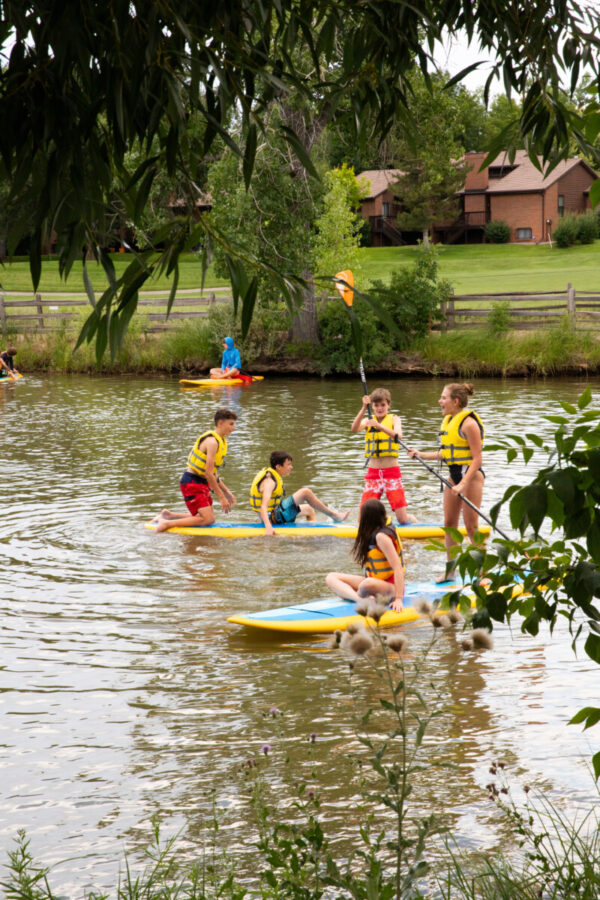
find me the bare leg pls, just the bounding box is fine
[326,572,363,601]
[357,577,394,602]
[155,507,215,533]
[293,487,350,522]
[210,367,224,379]
[298,502,316,522]
[394,505,418,525]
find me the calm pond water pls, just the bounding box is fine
[1,373,599,894]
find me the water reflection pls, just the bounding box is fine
[0,373,598,894]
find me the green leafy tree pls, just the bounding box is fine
[0,1,599,358]
[313,166,367,284]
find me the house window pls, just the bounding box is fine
[382,202,390,217]
[516,227,532,240]
[558,195,565,217]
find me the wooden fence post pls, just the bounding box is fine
[440,295,447,333]
[447,291,455,330]
[35,292,44,330]
[567,282,576,327]
[0,294,5,331]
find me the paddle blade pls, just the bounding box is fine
[334,270,354,307]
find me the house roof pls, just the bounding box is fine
[358,169,403,198]
[470,151,597,194]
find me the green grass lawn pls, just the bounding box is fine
[358,242,600,294]
[0,254,229,293]
[1,242,599,296]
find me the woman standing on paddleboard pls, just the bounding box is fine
[408,382,484,581]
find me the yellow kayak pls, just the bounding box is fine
[145,519,491,540]
[179,375,264,387]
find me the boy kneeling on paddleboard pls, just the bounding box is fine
[250,451,349,537]
[155,408,238,532]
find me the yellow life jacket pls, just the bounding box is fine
[249,467,285,513]
[187,430,227,478]
[439,410,484,466]
[364,413,399,459]
[365,527,404,580]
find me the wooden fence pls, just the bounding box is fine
[2,282,600,335]
[0,287,233,333]
[440,283,600,330]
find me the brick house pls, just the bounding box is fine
[359,152,598,246]
[358,169,406,246]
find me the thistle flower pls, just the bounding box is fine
[367,600,384,622]
[268,707,280,718]
[438,614,452,629]
[261,743,270,755]
[472,628,494,650]
[328,631,343,649]
[416,599,432,615]
[447,609,462,625]
[430,614,443,628]
[347,623,360,635]
[460,638,474,651]
[348,632,374,656]
[309,732,317,743]
[386,633,408,653]
[355,599,369,616]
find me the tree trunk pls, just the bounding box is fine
[422,228,430,246]
[288,271,319,344]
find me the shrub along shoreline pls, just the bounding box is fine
[8,320,600,378]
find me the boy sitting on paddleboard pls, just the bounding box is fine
[250,451,349,536]
[155,408,238,532]
[210,336,241,380]
[351,387,417,525]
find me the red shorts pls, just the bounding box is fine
[361,466,407,511]
[180,478,212,515]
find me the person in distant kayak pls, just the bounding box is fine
[250,450,350,537]
[351,387,417,525]
[155,408,238,533]
[0,346,19,379]
[210,336,241,380]
[326,499,405,612]
[407,382,484,581]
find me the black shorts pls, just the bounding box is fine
[447,464,485,487]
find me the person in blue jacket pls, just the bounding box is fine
[210,336,241,380]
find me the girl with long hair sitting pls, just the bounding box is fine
[326,499,404,612]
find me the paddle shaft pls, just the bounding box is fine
[358,358,372,418]
[396,436,510,541]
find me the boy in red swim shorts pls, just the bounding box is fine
[351,387,417,525]
[155,408,237,532]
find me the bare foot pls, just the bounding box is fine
[436,570,456,584]
[396,512,418,525]
[332,510,350,523]
[155,514,173,534]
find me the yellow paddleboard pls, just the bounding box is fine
[179,376,264,387]
[145,519,491,540]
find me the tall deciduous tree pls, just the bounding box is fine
[0,1,598,357]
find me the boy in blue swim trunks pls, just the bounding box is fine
[249,451,349,537]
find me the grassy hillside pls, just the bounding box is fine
[357,242,600,294]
